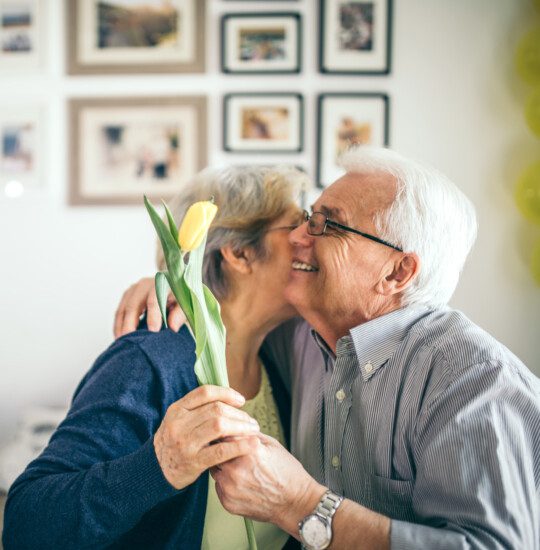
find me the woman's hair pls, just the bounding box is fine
[157,165,308,299]
[339,147,478,308]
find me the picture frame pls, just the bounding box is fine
[69,96,207,206]
[223,93,303,153]
[221,12,301,74]
[0,105,46,199]
[319,0,392,75]
[317,93,389,188]
[0,0,45,72]
[66,0,205,75]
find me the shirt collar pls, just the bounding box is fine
[349,306,431,381]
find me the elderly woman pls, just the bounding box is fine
[3,165,307,550]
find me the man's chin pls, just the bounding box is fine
[284,283,311,318]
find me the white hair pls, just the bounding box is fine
[338,147,478,308]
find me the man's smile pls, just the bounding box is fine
[292,260,319,272]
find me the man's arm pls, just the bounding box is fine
[212,434,391,549]
[213,361,540,550]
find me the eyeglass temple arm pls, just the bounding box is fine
[326,220,403,252]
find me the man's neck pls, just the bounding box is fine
[303,303,403,354]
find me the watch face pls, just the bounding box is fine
[301,515,330,549]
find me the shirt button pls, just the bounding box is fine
[364,362,373,373]
[331,455,340,468]
[335,389,346,402]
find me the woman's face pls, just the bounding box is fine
[250,205,303,324]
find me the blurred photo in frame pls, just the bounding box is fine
[319,0,392,74]
[0,0,45,72]
[0,105,45,200]
[221,12,301,74]
[66,0,205,74]
[317,93,389,187]
[223,93,303,153]
[69,96,207,206]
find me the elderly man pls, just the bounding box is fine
[115,148,539,549]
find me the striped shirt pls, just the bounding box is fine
[263,306,540,549]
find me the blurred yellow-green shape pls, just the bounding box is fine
[531,238,540,285]
[525,87,540,137]
[515,162,540,224]
[516,27,540,85]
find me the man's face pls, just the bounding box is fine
[284,171,400,341]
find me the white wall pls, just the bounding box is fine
[0,0,539,446]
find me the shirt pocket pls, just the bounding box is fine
[370,474,415,522]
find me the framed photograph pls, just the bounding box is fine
[0,0,45,71]
[0,106,45,199]
[223,93,303,153]
[319,0,392,75]
[317,93,389,187]
[69,96,207,206]
[221,12,301,74]
[66,0,205,75]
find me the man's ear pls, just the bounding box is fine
[220,245,256,275]
[378,253,421,296]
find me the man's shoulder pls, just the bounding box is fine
[405,308,538,405]
[410,308,524,369]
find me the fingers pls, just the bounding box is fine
[113,278,155,338]
[114,286,135,339]
[196,417,259,447]
[199,436,260,470]
[168,304,187,333]
[145,286,163,333]
[179,385,245,411]
[189,401,258,433]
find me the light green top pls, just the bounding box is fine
[201,366,289,550]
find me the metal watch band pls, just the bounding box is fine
[315,490,343,521]
[299,489,344,550]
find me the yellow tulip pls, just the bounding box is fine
[178,200,218,251]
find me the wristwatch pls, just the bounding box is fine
[298,489,343,550]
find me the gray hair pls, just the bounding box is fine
[157,165,307,299]
[338,147,477,308]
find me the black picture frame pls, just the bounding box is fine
[316,93,390,188]
[223,93,304,153]
[221,12,302,74]
[319,0,392,75]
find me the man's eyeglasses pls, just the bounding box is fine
[302,210,403,252]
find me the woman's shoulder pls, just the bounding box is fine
[74,326,197,404]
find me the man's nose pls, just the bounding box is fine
[289,221,313,247]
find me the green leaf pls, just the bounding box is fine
[164,272,194,331]
[162,200,179,242]
[154,272,169,329]
[144,196,184,280]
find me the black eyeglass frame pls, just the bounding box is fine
[303,210,403,252]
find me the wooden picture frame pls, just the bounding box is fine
[319,0,392,75]
[223,93,303,153]
[66,0,205,75]
[317,93,389,187]
[69,96,207,206]
[0,0,45,72]
[221,12,301,74]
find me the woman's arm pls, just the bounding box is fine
[3,331,259,549]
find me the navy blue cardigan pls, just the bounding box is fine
[3,326,292,549]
